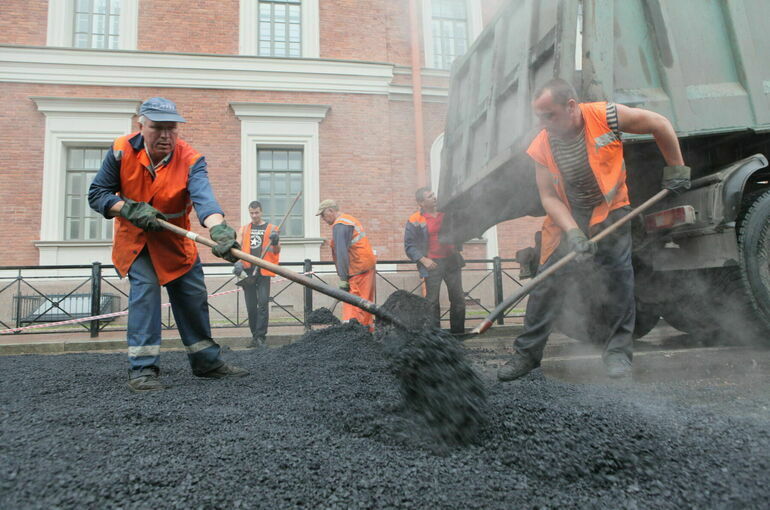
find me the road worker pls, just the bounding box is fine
[233,200,281,348]
[498,78,690,381]
[89,97,248,392]
[317,199,376,330]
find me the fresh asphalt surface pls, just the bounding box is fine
[1,322,768,509]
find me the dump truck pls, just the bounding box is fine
[438,0,770,343]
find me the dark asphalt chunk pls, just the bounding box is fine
[1,325,768,508]
[306,307,342,325]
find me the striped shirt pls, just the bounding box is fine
[551,103,621,209]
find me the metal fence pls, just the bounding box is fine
[0,258,526,337]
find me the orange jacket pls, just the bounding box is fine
[239,222,280,277]
[112,134,202,285]
[330,213,376,276]
[527,102,630,263]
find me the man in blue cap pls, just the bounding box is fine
[89,97,248,392]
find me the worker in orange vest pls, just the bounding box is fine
[498,78,690,381]
[317,199,377,329]
[89,97,248,393]
[233,200,281,348]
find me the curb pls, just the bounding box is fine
[0,324,524,356]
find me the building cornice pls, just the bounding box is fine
[30,97,141,115]
[229,102,331,121]
[0,45,395,95]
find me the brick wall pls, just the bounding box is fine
[0,0,47,46]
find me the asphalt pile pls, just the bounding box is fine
[1,325,767,508]
[375,290,487,447]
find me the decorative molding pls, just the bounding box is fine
[31,97,138,265]
[230,102,330,120]
[0,45,394,95]
[230,102,330,262]
[388,84,448,102]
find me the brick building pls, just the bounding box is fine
[0,0,540,269]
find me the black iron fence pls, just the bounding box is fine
[0,258,526,338]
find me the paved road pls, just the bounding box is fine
[468,323,770,422]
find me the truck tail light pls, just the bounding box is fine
[644,205,696,232]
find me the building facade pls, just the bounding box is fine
[0,0,538,269]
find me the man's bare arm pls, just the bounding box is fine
[616,104,685,166]
[535,163,578,232]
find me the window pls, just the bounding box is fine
[240,0,319,58]
[422,0,482,71]
[65,147,113,241]
[258,0,302,57]
[47,0,138,50]
[73,0,121,49]
[257,149,304,236]
[431,0,469,69]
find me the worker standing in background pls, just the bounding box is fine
[317,199,377,330]
[498,78,690,381]
[233,200,281,348]
[404,187,466,335]
[88,97,248,393]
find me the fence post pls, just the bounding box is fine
[492,256,504,325]
[14,269,22,330]
[90,262,102,338]
[303,259,313,331]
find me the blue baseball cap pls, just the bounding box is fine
[139,97,186,123]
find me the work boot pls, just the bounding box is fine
[194,363,249,379]
[248,336,266,349]
[497,353,536,382]
[605,354,632,379]
[127,366,165,393]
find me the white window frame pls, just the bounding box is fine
[239,0,320,58]
[230,102,330,262]
[31,97,140,265]
[47,0,139,50]
[422,0,484,70]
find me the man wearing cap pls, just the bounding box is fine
[317,200,377,329]
[89,97,248,392]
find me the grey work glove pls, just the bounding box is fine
[565,228,597,262]
[209,222,240,263]
[662,165,691,194]
[338,280,350,291]
[269,231,280,246]
[120,199,167,232]
[232,261,244,277]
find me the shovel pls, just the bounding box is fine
[157,219,408,330]
[471,189,673,335]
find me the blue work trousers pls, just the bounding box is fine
[241,271,271,340]
[126,249,223,374]
[514,206,635,364]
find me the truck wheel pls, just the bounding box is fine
[738,190,770,331]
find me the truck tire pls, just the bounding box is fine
[738,190,770,332]
[633,301,660,340]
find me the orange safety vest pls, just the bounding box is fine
[527,102,630,264]
[239,222,280,277]
[112,133,203,285]
[330,213,376,276]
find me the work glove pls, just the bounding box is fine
[209,222,240,263]
[338,280,350,291]
[120,199,167,232]
[269,231,280,246]
[662,165,691,194]
[232,261,244,277]
[565,228,597,263]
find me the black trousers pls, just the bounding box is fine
[424,256,466,334]
[514,206,635,363]
[242,272,271,340]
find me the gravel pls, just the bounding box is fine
[1,324,768,509]
[306,307,341,325]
